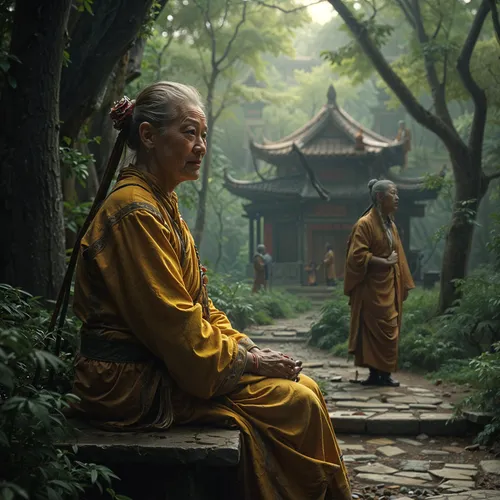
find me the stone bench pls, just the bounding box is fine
[64,422,241,500]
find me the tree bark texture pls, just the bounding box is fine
[0,0,71,298]
[59,0,155,142]
[88,54,130,180]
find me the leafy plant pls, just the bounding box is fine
[0,284,122,499]
[309,289,350,351]
[208,274,311,331]
[455,342,500,444]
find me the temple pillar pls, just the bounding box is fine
[249,216,255,263]
[398,213,411,253]
[256,214,262,245]
[297,214,305,285]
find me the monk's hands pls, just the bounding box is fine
[386,251,398,266]
[246,348,302,381]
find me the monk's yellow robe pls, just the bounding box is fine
[72,167,351,500]
[324,250,336,281]
[344,208,415,373]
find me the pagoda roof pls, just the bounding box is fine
[250,84,404,165]
[224,169,441,203]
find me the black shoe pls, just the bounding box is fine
[379,372,400,387]
[360,368,380,386]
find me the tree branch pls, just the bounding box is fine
[410,0,453,127]
[456,0,490,157]
[393,0,416,30]
[194,43,210,87]
[327,0,466,157]
[254,0,326,14]
[215,1,247,66]
[155,34,174,80]
[192,0,217,69]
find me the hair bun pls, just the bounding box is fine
[110,96,135,130]
[367,179,378,192]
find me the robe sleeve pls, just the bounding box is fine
[95,208,247,400]
[394,228,416,300]
[344,219,373,296]
[208,299,257,351]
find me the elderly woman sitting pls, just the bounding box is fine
[71,81,351,500]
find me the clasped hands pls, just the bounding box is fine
[245,347,302,382]
[370,251,398,268]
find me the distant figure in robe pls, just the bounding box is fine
[304,261,319,286]
[396,120,412,169]
[262,246,273,290]
[323,243,336,286]
[252,244,266,293]
[344,179,415,387]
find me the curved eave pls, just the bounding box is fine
[223,171,303,202]
[250,102,404,164]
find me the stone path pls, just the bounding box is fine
[246,311,500,500]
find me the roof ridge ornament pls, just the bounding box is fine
[327,84,337,107]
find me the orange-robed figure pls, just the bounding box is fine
[344,179,415,387]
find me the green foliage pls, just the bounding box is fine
[0,284,121,499]
[441,268,500,354]
[456,342,500,444]
[208,274,310,331]
[309,288,350,351]
[75,0,94,15]
[63,200,92,235]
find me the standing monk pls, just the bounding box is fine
[344,179,415,387]
[323,243,336,286]
[252,244,266,293]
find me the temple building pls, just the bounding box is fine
[225,85,440,285]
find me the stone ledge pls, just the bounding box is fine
[330,413,469,436]
[419,413,468,436]
[62,424,241,467]
[367,412,419,435]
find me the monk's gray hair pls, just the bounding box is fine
[368,179,396,205]
[127,81,204,151]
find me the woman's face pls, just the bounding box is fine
[379,183,399,214]
[150,105,207,190]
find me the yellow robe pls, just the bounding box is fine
[344,208,415,373]
[72,167,351,500]
[324,250,336,281]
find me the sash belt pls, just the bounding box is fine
[80,331,154,363]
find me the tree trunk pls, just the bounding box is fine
[88,53,130,180]
[0,0,71,298]
[59,0,156,143]
[193,81,216,248]
[438,156,485,313]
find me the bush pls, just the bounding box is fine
[0,284,126,500]
[309,288,350,350]
[208,274,311,331]
[456,342,500,444]
[440,268,500,355]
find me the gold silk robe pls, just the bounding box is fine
[72,168,351,500]
[344,208,415,373]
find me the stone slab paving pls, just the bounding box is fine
[253,311,479,437]
[252,313,500,498]
[426,492,500,499]
[338,434,500,500]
